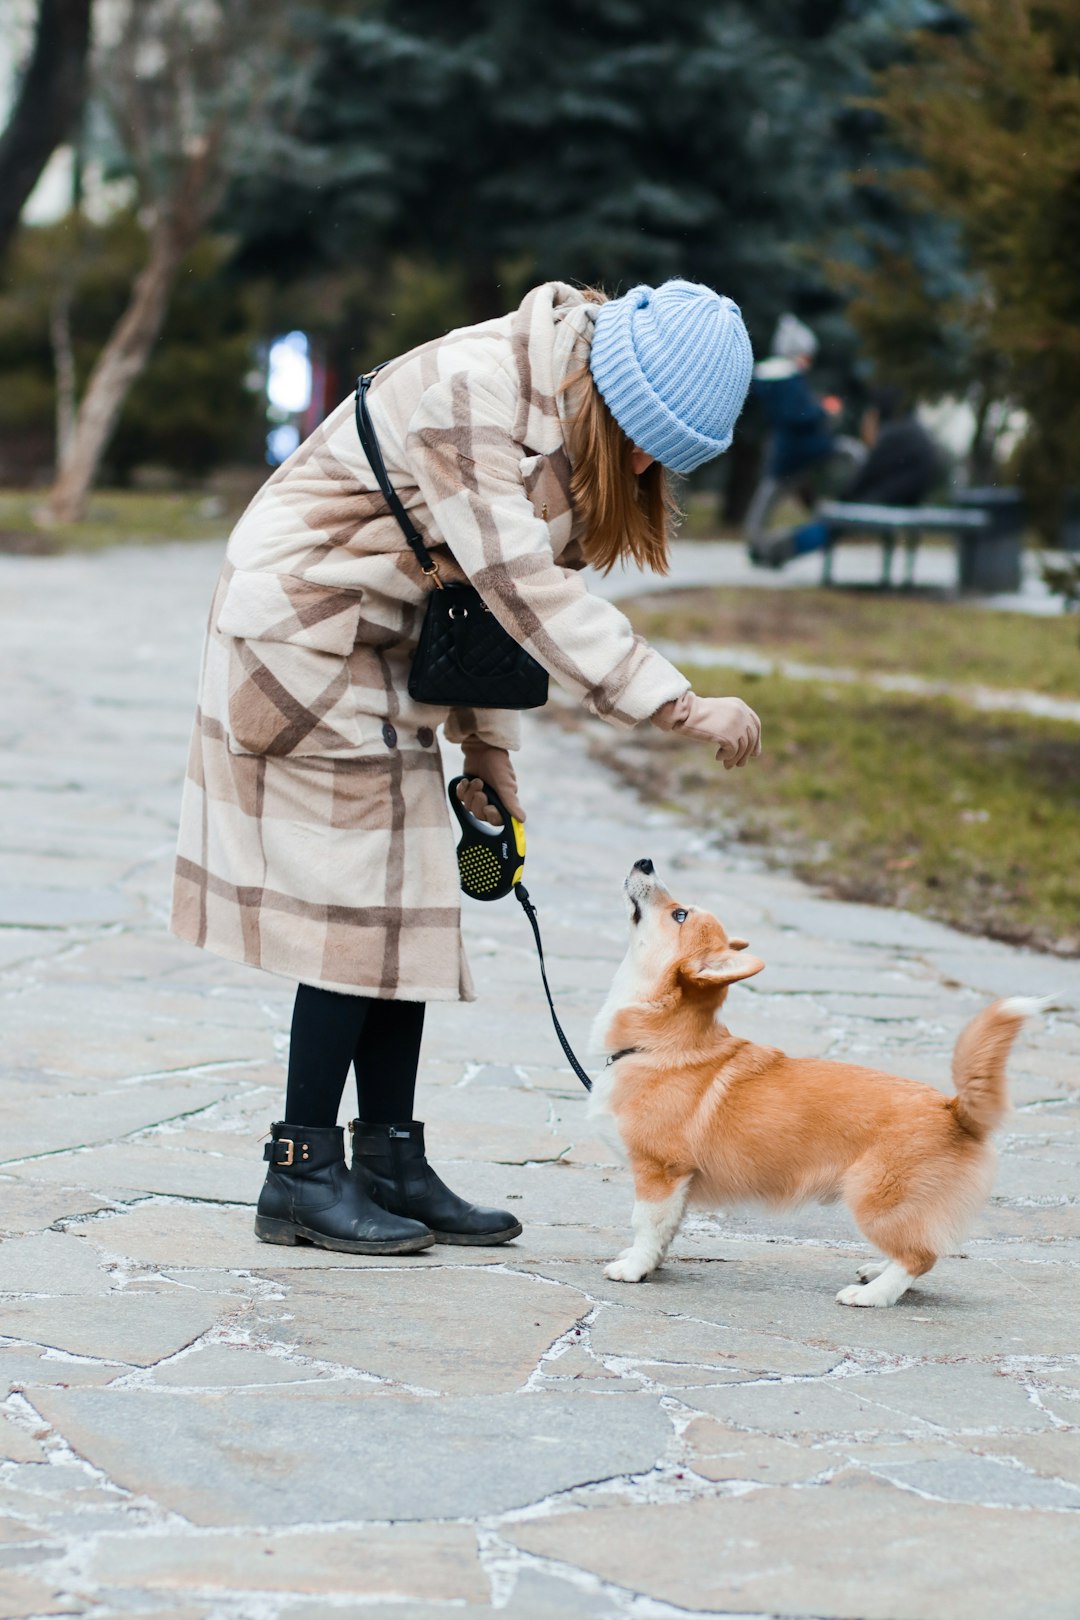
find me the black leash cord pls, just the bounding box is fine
[514,884,593,1093]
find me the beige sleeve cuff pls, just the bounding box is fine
[443,707,522,751]
[650,691,698,733]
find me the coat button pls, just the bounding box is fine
[382,722,398,749]
[417,726,434,748]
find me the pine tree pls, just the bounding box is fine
[230,0,940,514]
[235,0,933,349]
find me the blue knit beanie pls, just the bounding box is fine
[588,279,754,473]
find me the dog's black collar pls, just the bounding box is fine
[605,1046,642,1067]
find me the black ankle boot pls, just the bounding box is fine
[351,1120,523,1246]
[255,1122,434,1255]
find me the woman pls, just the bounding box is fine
[171,278,761,1256]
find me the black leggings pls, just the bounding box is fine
[284,984,425,1128]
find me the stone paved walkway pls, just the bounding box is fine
[2,541,1079,1620]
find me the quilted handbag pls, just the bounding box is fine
[355,369,549,711]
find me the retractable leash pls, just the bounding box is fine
[448,776,593,1093]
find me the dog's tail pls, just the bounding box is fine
[950,996,1048,1139]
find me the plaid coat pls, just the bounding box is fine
[171,283,690,1000]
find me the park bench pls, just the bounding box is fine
[815,488,1025,592]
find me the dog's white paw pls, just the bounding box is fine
[856,1260,889,1282]
[604,1253,652,1283]
[837,1283,888,1307]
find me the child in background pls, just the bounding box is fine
[744,314,841,553]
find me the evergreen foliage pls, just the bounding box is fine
[235,0,937,357]
[226,0,948,515]
[845,0,1080,534]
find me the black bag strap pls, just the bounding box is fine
[355,367,443,588]
[514,884,593,1092]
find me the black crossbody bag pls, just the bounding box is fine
[354,369,549,711]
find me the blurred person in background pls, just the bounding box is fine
[743,313,843,552]
[750,383,942,568]
[171,279,762,1258]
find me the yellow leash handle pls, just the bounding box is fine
[448,776,525,901]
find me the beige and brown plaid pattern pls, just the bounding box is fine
[172,569,471,999]
[170,283,689,997]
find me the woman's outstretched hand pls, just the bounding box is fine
[458,740,526,823]
[651,692,762,769]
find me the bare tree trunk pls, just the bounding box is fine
[463,260,504,325]
[0,0,92,263]
[49,289,77,465]
[49,144,83,468]
[968,387,995,486]
[45,222,183,523]
[722,433,764,527]
[42,111,222,524]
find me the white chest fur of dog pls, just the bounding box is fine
[593,859,1041,1309]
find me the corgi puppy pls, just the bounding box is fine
[589,859,1041,1307]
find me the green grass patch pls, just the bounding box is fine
[626,586,1080,700]
[0,486,255,555]
[606,669,1080,955]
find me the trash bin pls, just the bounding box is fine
[953,488,1025,592]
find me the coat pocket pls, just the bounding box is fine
[218,570,365,757]
[217,568,363,655]
[225,636,367,758]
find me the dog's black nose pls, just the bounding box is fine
[633,858,654,874]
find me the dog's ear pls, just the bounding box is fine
[685,947,765,986]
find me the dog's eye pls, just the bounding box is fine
[672,908,688,924]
